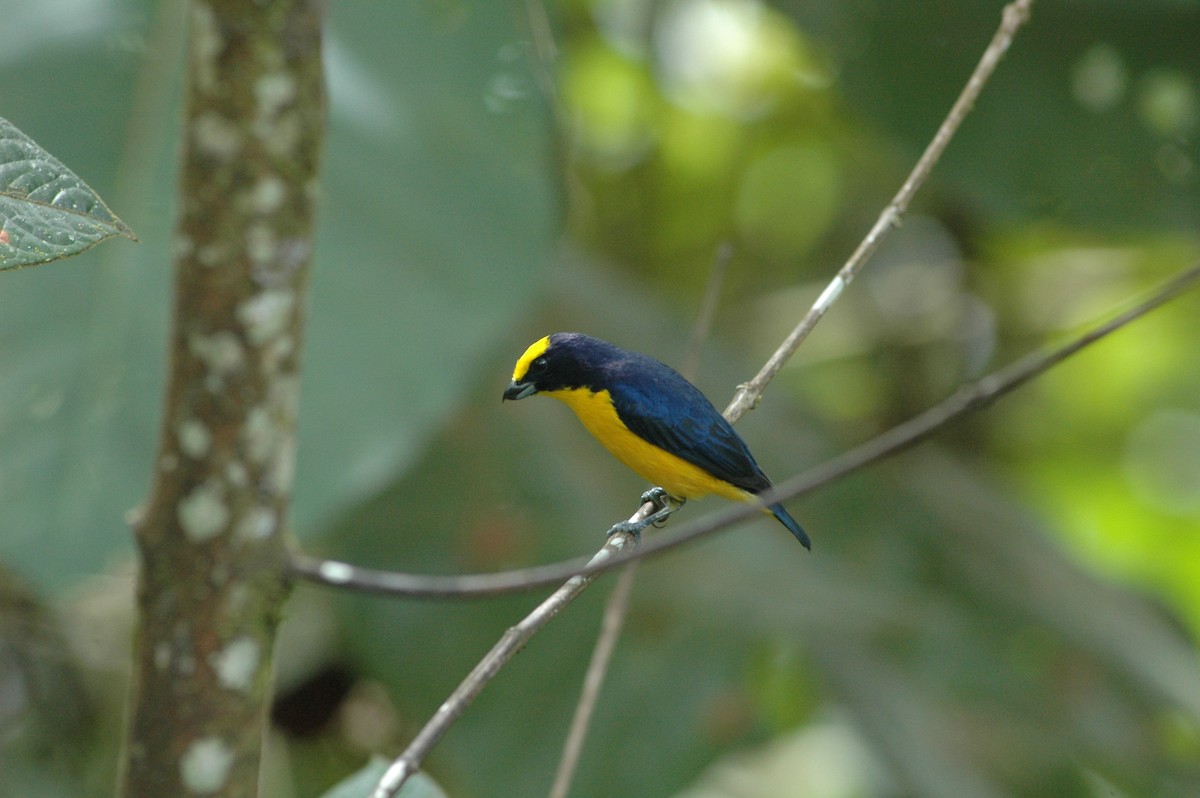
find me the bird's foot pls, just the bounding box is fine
[606,517,647,542]
[643,488,684,528]
[607,488,684,540]
[638,486,670,509]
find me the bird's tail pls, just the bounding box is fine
[768,503,811,550]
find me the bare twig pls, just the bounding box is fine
[724,0,1035,424]
[548,563,639,798]
[523,0,562,116]
[294,259,1200,601]
[682,241,733,380]
[370,536,637,798]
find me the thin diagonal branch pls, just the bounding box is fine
[548,563,638,798]
[369,536,637,798]
[724,0,1035,424]
[682,241,733,380]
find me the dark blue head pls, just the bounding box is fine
[503,332,634,399]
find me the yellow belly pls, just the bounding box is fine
[545,386,748,502]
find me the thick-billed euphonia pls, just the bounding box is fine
[503,332,810,548]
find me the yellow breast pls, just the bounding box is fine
[545,386,748,502]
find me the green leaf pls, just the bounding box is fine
[0,116,135,270]
[319,757,448,798]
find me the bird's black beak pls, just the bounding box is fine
[503,380,537,401]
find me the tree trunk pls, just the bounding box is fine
[121,1,325,795]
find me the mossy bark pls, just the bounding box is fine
[121,1,325,795]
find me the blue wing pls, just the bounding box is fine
[605,357,772,494]
[604,352,810,548]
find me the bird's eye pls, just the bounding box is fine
[530,356,548,374]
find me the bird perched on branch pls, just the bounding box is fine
[503,332,809,549]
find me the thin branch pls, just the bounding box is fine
[548,563,639,798]
[294,260,1200,601]
[682,241,733,380]
[523,0,563,119]
[724,0,1035,424]
[369,536,637,798]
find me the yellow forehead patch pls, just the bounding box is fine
[512,335,552,380]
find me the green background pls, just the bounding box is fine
[1,1,1198,796]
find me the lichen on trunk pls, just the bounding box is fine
[121,1,326,796]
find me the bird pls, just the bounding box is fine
[502,332,810,549]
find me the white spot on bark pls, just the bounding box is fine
[262,334,295,374]
[212,637,260,692]
[225,461,249,487]
[197,242,228,267]
[252,237,309,287]
[178,481,229,542]
[154,643,171,670]
[237,290,294,345]
[256,72,297,118]
[235,506,276,542]
[252,175,286,214]
[189,331,246,379]
[274,435,297,491]
[245,223,276,265]
[178,419,212,459]
[180,736,235,794]
[242,406,276,465]
[192,111,241,159]
[260,112,301,157]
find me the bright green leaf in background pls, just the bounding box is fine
[0,116,135,270]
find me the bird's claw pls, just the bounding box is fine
[606,487,684,540]
[643,487,684,527]
[639,486,671,509]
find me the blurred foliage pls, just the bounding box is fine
[0,564,95,797]
[1,0,1199,797]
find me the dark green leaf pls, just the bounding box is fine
[0,116,135,270]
